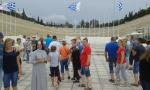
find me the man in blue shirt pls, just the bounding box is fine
[44,34,53,54]
[0,32,4,90]
[105,37,119,83]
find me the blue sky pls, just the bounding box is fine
[4,0,150,24]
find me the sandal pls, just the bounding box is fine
[131,83,139,87]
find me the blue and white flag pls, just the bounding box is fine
[7,2,15,11]
[116,0,123,11]
[68,2,81,12]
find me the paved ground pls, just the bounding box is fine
[2,52,142,90]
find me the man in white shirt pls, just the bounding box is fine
[48,35,61,52]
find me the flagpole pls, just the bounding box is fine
[113,0,116,37]
[84,22,86,37]
[68,1,80,37]
[94,19,97,37]
[1,0,3,34]
[74,14,76,37]
[88,19,90,37]
[6,9,8,35]
[15,4,16,36]
[80,21,81,37]
[117,1,120,37]
[102,19,103,36]
[15,10,16,35]
[103,17,105,37]
[117,0,124,37]
[9,10,11,35]
[107,17,110,37]
[117,19,119,37]
[98,17,101,36]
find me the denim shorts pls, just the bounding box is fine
[3,72,18,88]
[133,61,139,74]
[50,66,59,77]
[0,67,3,89]
[60,60,69,74]
[81,67,91,77]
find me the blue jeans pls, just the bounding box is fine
[133,61,139,74]
[141,80,150,90]
[3,72,18,88]
[26,50,30,62]
[60,60,69,74]
[0,67,3,90]
[108,60,116,74]
[81,67,91,77]
[126,56,129,69]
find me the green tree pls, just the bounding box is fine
[80,20,85,28]
[40,19,44,25]
[22,8,27,19]
[37,16,40,23]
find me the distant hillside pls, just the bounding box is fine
[0,13,150,37]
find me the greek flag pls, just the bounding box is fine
[68,2,81,12]
[116,0,123,11]
[7,2,15,11]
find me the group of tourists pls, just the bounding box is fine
[105,36,150,90]
[0,32,92,90]
[0,31,150,90]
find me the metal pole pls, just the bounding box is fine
[117,19,120,37]
[6,9,8,35]
[113,0,116,37]
[9,11,11,35]
[1,0,3,34]
[88,19,90,37]
[74,13,76,37]
[107,17,110,37]
[99,17,100,37]
[15,11,16,35]
[148,27,150,40]
[103,18,105,37]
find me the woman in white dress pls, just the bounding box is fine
[30,41,48,90]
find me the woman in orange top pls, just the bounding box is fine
[59,41,70,80]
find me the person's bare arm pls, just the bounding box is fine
[105,51,108,62]
[58,55,61,61]
[86,54,91,66]
[84,54,91,70]
[36,59,46,64]
[47,55,51,62]
[105,45,108,62]
[121,51,125,64]
[17,56,22,79]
